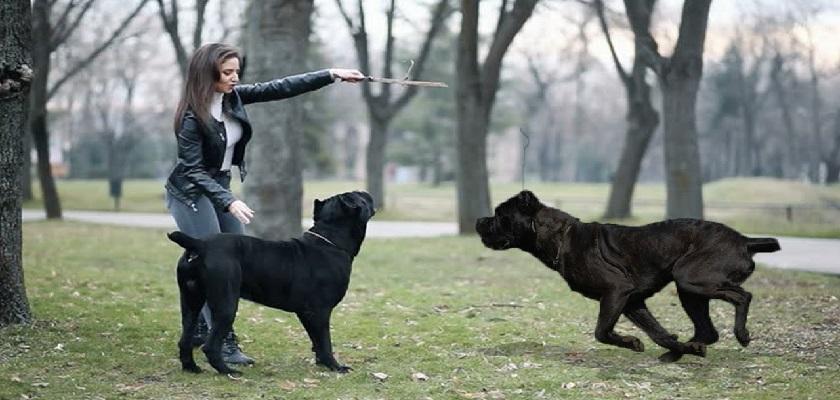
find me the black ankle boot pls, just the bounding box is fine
[191,314,209,348]
[222,332,255,365]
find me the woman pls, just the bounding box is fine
[165,43,365,364]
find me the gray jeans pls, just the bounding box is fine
[166,185,243,329]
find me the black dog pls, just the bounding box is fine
[476,191,781,362]
[168,191,375,374]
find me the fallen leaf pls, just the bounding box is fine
[279,380,296,390]
[54,343,64,351]
[31,382,49,388]
[10,376,22,383]
[411,372,429,381]
[562,382,576,389]
[372,372,389,381]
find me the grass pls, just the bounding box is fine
[2,222,839,399]
[22,177,840,238]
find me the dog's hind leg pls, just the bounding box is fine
[678,289,719,344]
[593,289,645,352]
[201,272,241,375]
[724,286,752,347]
[675,281,753,347]
[658,289,719,362]
[623,300,707,363]
[201,307,239,375]
[177,254,205,373]
[297,309,352,373]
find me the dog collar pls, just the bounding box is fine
[305,230,338,247]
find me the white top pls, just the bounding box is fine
[210,92,242,171]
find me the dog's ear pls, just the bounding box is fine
[313,199,324,216]
[517,190,542,215]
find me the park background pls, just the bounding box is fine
[2,0,840,399]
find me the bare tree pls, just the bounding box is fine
[456,0,538,234]
[335,0,451,209]
[82,45,145,210]
[242,0,314,240]
[624,0,711,219]
[155,0,210,78]
[29,0,150,219]
[0,0,33,326]
[768,51,800,177]
[825,109,840,183]
[595,0,659,219]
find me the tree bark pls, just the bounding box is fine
[600,0,659,219]
[243,0,313,240]
[456,0,537,234]
[0,0,33,327]
[627,0,710,219]
[365,115,388,209]
[31,0,62,219]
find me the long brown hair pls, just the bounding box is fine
[173,43,240,133]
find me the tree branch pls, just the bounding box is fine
[593,0,628,83]
[391,0,451,113]
[623,0,666,77]
[50,0,95,52]
[156,0,188,78]
[47,0,150,100]
[671,0,712,62]
[336,0,375,105]
[192,0,209,51]
[382,0,396,101]
[481,0,538,105]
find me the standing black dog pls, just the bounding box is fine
[168,191,375,374]
[476,191,781,362]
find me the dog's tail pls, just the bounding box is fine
[746,237,781,253]
[168,231,205,254]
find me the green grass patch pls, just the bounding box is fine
[2,222,839,399]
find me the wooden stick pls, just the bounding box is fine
[365,76,448,88]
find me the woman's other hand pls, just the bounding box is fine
[228,200,255,225]
[330,68,366,83]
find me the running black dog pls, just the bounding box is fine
[476,191,780,362]
[168,191,375,374]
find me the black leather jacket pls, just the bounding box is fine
[165,70,334,211]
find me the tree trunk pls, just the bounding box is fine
[604,81,658,219]
[662,72,705,219]
[661,1,710,219]
[769,54,799,178]
[0,0,33,327]
[243,0,313,240]
[455,0,537,234]
[31,0,62,219]
[365,115,388,209]
[599,0,659,219]
[30,103,62,219]
[456,95,492,232]
[22,126,32,200]
[808,51,822,183]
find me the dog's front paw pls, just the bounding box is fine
[334,365,353,374]
[317,359,353,373]
[182,362,203,373]
[621,336,644,352]
[683,341,706,357]
[735,328,751,347]
[658,351,683,363]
